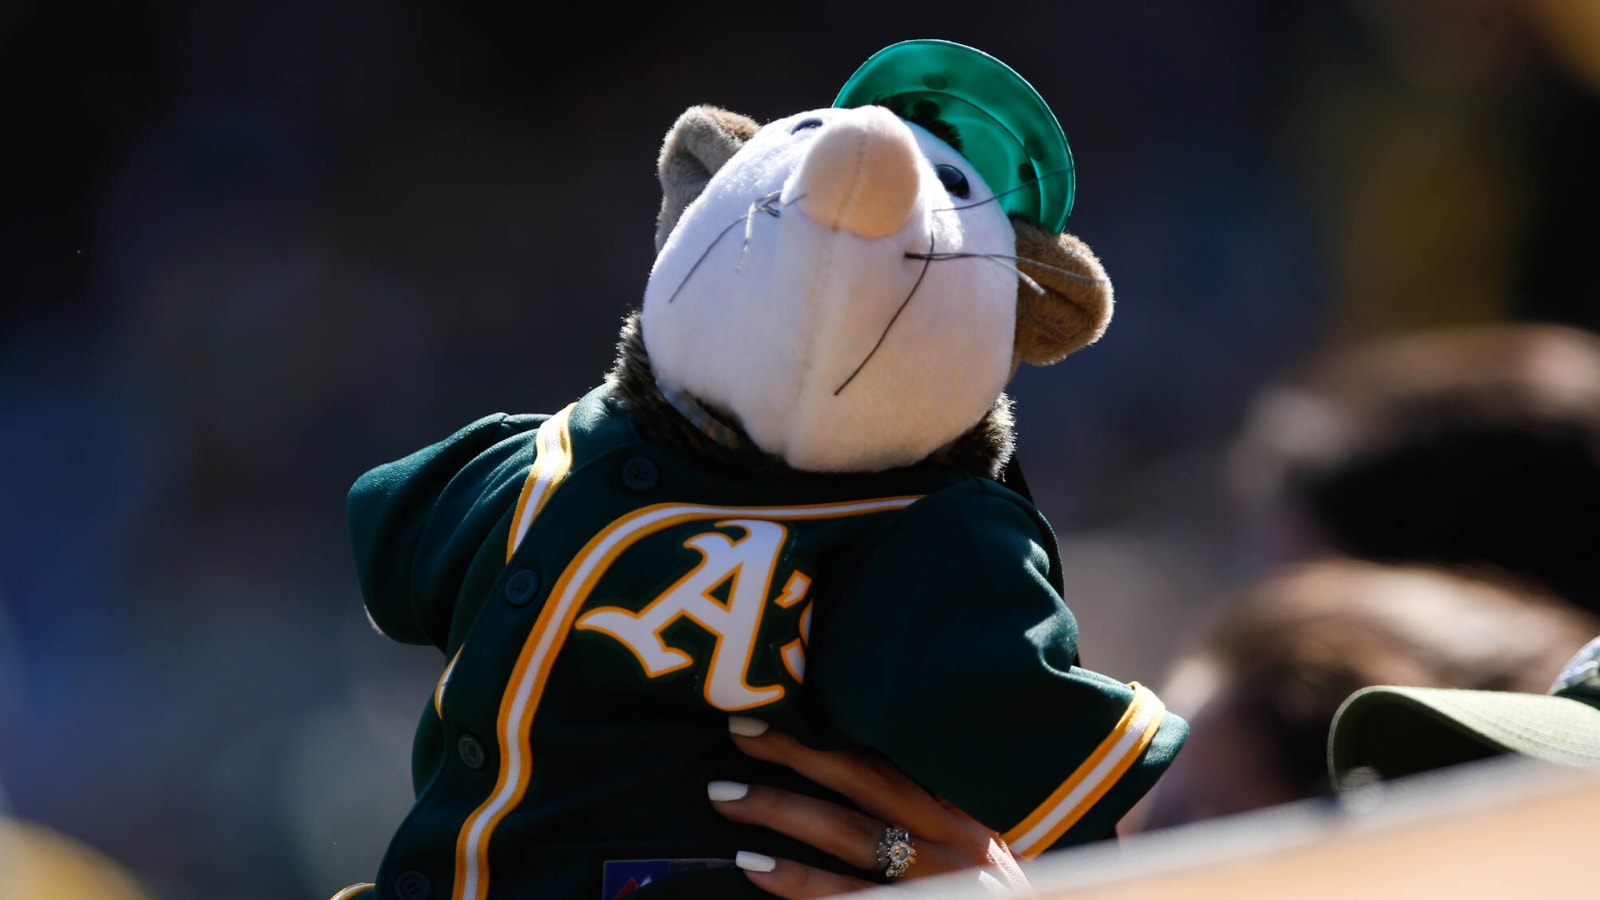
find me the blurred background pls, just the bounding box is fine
[3,1,1598,897]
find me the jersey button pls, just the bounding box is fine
[504,569,540,606]
[622,456,658,492]
[457,733,487,769]
[394,870,431,900]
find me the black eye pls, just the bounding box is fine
[934,163,970,198]
[790,117,824,133]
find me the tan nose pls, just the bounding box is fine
[792,107,920,239]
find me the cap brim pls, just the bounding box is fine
[834,39,1075,233]
[1329,685,1600,784]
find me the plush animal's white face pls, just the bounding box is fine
[642,105,1019,473]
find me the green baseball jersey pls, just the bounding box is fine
[339,383,1187,900]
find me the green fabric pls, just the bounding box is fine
[834,39,1076,232]
[349,411,550,650]
[810,481,1186,840]
[346,383,1186,899]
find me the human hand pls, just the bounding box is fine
[709,716,1034,898]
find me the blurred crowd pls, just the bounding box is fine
[3,1,1599,897]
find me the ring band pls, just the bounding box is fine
[875,825,917,878]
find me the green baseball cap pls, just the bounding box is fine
[834,39,1076,233]
[1328,635,1600,784]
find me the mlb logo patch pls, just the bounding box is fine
[602,858,735,898]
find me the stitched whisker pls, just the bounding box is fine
[667,191,789,304]
[739,190,786,271]
[835,233,935,396]
[904,251,1042,295]
[903,251,1108,293]
[927,164,1075,217]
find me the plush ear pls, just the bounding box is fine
[654,105,763,252]
[1011,216,1114,367]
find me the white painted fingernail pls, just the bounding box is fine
[736,851,776,873]
[707,780,749,802]
[728,716,769,737]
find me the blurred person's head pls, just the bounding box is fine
[1126,558,1600,833]
[0,815,155,900]
[1228,322,1600,615]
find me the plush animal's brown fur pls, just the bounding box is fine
[1012,217,1114,367]
[655,106,762,252]
[605,310,1016,479]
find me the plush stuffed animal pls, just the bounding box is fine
[333,39,1187,900]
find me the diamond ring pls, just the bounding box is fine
[875,825,917,878]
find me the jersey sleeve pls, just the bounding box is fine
[346,412,546,650]
[809,480,1188,855]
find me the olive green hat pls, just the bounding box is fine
[1329,635,1600,783]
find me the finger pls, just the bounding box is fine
[709,781,883,870]
[727,718,956,838]
[710,780,997,881]
[735,852,878,899]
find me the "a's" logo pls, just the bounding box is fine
[575,519,811,711]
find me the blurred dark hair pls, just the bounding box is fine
[1229,322,1600,616]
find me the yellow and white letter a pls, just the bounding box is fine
[576,519,790,711]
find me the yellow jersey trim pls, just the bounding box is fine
[505,404,577,562]
[329,885,375,899]
[452,495,922,900]
[1003,682,1166,857]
